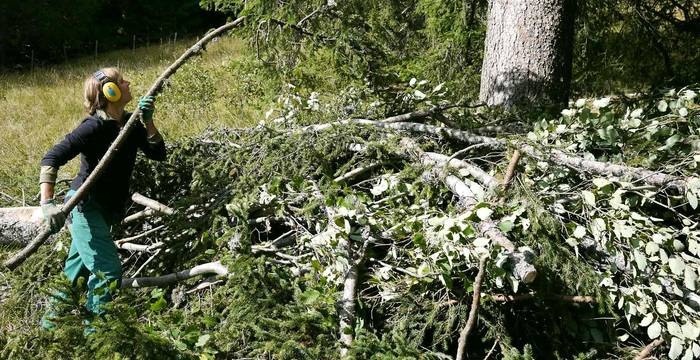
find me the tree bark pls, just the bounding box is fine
[0,207,44,245]
[479,0,576,109]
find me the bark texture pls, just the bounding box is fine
[479,0,576,108]
[0,207,45,245]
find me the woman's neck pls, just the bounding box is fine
[104,105,125,125]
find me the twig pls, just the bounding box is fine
[121,260,228,288]
[634,338,665,360]
[502,150,521,192]
[339,259,358,357]
[338,236,369,357]
[517,143,688,192]
[301,119,504,149]
[334,162,385,183]
[0,191,22,205]
[114,225,165,245]
[297,6,325,26]
[320,120,690,192]
[456,255,488,360]
[3,17,248,270]
[483,338,499,360]
[131,248,162,277]
[186,276,223,294]
[420,150,499,190]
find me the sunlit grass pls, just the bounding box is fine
[0,35,261,203]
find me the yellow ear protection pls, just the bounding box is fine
[93,70,122,102]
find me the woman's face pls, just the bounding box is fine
[117,76,132,105]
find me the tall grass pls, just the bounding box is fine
[0,36,267,204]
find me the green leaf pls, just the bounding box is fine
[195,334,211,347]
[592,178,611,189]
[669,322,684,338]
[669,337,683,359]
[476,208,492,220]
[498,220,514,233]
[682,322,700,340]
[634,250,648,271]
[659,134,682,151]
[582,191,596,206]
[174,340,188,351]
[300,289,321,305]
[658,100,669,112]
[640,313,654,327]
[687,191,698,209]
[648,321,662,339]
[656,300,668,315]
[669,257,686,275]
[150,296,167,312]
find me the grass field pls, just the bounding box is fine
[0,35,272,205]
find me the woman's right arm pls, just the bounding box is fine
[39,119,97,201]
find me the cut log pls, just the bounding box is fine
[0,207,58,245]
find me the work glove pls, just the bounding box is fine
[41,199,66,234]
[138,96,156,125]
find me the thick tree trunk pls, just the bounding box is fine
[479,0,576,109]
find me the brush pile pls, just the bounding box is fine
[2,84,699,359]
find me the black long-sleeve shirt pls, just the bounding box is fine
[41,112,166,222]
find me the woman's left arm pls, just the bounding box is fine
[137,96,167,161]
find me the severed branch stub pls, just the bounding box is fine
[131,193,175,215]
[502,150,521,192]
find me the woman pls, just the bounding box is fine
[40,67,167,329]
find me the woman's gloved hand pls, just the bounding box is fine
[41,199,66,234]
[138,96,155,125]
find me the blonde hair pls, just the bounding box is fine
[83,67,123,115]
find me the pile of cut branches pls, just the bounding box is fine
[2,84,698,359]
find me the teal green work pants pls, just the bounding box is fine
[42,190,121,329]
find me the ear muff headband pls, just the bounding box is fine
[94,70,122,103]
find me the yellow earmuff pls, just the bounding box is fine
[93,70,122,102]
